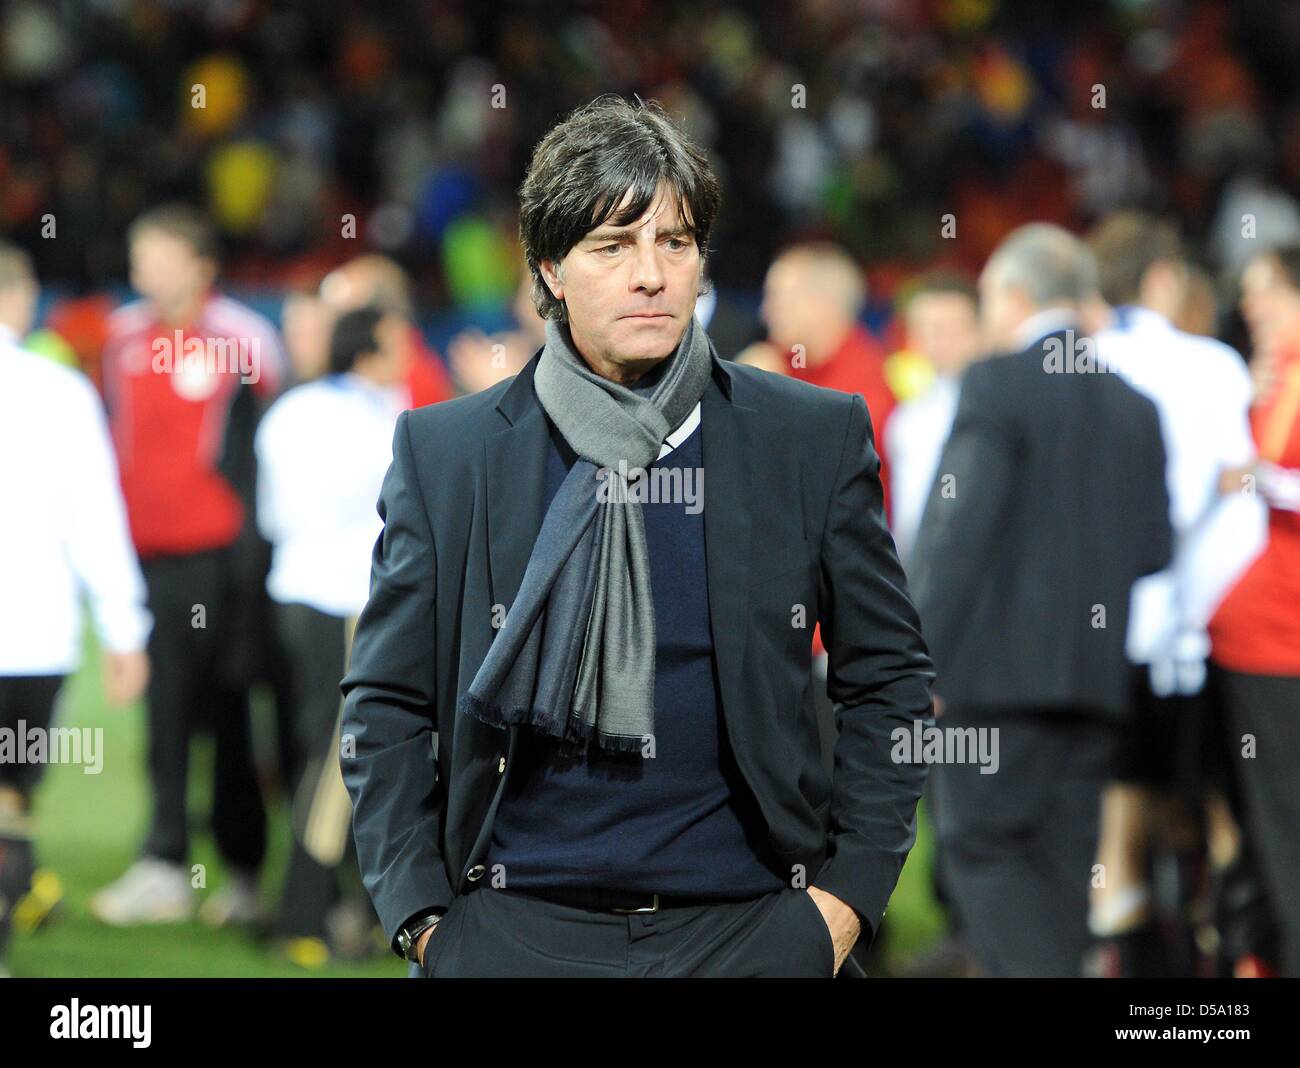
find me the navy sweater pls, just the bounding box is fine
[485,410,787,897]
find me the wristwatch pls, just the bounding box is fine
[396,909,445,963]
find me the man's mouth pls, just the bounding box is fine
[622,312,672,319]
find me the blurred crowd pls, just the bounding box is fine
[4,0,1300,305]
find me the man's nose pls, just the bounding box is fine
[629,242,665,293]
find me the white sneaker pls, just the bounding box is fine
[89,858,194,926]
[198,872,262,928]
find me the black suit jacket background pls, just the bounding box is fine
[909,328,1172,718]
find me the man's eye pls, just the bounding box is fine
[665,238,690,250]
[596,244,623,256]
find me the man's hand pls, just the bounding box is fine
[415,921,440,967]
[103,650,149,708]
[807,886,861,976]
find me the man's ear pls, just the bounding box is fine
[539,258,564,302]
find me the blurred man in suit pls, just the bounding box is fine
[910,223,1172,977]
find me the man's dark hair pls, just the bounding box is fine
[128,203,221,262]
[909,269,978,309]
[1087,212,1182,306]
[329,305,383,375]
[518,94,721,323]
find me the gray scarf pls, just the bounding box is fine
[457,312,713,752]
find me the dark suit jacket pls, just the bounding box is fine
[909,328,1172,718]
[340,345,936,958]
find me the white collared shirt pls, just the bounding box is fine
[1094,306,1261,684]
[659,400,700,459]
[255,372,406,618]
[886,374,961,567]
[0,325,152,674]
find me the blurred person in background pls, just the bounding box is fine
[692,275,763,361]
[1087,213,1257,977]
[446,272,544,394]
[280,287,336,387]
[319,254,454,408]
[0,243,151,975]
[1207,244,1300,976]
[89,205,283,929]
[743,242,897,514]
[885,272,983,568]
[882,270,982,978]
[739,241,901,803]
[255,306,403,967]
[910,224,1172,977]
[1175,263,1222,339]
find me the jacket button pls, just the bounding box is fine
[467,864,487,881]
[497,756,506,773]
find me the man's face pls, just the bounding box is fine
[760,255,818,353]
[129,229,214,315]
[1241,254,1300,353]
[282,294,335,382]
[906,292,981,376]
[540,181,701,380]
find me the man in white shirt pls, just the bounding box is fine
[885,273,983,568]
[1087,213,1257,974]
[0,243,151,974]
[254,305,405,964]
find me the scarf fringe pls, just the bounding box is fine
[458,691,650,756]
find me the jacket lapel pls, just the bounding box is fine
[485,352,550,613]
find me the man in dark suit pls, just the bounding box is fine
[910,223,1173,977]
[339,95,935,978]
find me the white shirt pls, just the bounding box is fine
[886,374,961,567]
[255,372,405,618]
[659,400,700,458]
[0,326,152,674]
[1094,306,1262,690]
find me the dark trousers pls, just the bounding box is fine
[931,707,1118,977]
[139,549,265,872]
[0,675,65,795]
[1218,669,1300,976]
[271,601,358,939]
[0,675,65,958]
[414,883,837,978]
